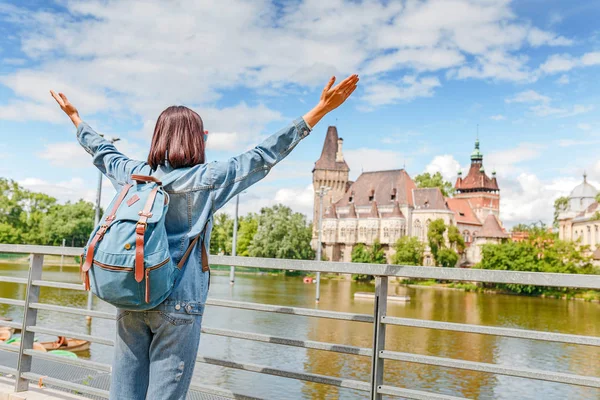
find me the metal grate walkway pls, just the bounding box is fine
[0,350,232,400]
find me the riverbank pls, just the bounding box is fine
[399,279,600,303]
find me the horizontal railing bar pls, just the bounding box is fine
[201,327,372,357]
[24,349,112,372]
[0,342,20,353]
[0,276,28,285]
[210,255,600,289]
[380,350,600,388]
[189,383,264,400]
[2,244,599,288]
[0,244,81,257]
[29,303,115,320]
[382,316,600,347]
[377,385,468,400]
[21,372,109,398]
[206,298,374,323]
[197,356,370,392]
[0,297,25,307]
[32,279,85,291]
[0,320,22,330]
[26,325,115,346]
[0,365,17,375]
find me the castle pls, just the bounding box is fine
[558,174,600,261]
[312,126,508,266]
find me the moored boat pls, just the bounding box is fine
[41,336,90,352]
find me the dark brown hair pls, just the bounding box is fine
[147,106,205,169]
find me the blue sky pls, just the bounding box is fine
[1,0,599,227]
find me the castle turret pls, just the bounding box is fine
[312,126,350,244]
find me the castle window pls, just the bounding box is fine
[349,191,355,203]
[391,188,397,201]
[384,228,389,238]
[368,189,375,202]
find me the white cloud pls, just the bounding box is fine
[201,103,284,152]
[490,114,506,120]
[37,139,147,168]
[425,155,461,182]
[18,177,99,205]
[0,0,577,122]
[486,143,545,176]
[556,74,570,85]
[344,148,405,180]
[538,53,577,74]
[506,90,593,118]
[361,76,440,107]
[577,123,592,131]
[505,90,550,104]
[538,51,600,75]
[530,103,593,118]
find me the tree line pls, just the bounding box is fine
[0,178,95,247]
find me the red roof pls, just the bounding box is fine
[479,214,508,238]
[455,163,499,192]
[446,198,481,226]
[336,169,416,208]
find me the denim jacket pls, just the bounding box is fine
[77,117,311,315]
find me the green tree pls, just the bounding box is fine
[414,172,455,197]
[210,213,234,255]
[427,218,460,267]
[553,196,569,228]
[447,225,465,254]
[477,229,596,294]
[39,200,95,247]
[351,239,386,281]
[392,236,425,265]
[436,248,459,268]
[248,205,314,260]
[236,213,258,256]
[427,219,446,260]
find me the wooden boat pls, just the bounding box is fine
[41,336,90,352]
[0,329,12,341]
[7,339,47,352]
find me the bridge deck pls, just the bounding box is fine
[0,351,230,400]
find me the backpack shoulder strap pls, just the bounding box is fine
[177,218,210,272]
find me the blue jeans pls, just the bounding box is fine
[109,308,203,399]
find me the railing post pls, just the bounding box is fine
[370,276,388,400]
[15,253,43,392]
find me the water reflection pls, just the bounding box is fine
[0,263,598,399]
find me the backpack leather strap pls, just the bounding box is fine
[177,235,209,272]
[131,174,162,185]
[81,184,133,283]
[134,186,160,283]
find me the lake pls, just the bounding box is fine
[0,261,598,399]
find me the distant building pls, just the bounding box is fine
[558,174,600,260]
[312,126,507,266]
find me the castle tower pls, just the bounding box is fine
[312,126,350,243]
[454,138,500,221]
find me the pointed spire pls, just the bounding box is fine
[324,203,337,219]
[584,171,588,183]
[389,200,403,218]
[471,126,483,162]
[346,202,357,218]
[367,200,379,218]
[314,126,349,171]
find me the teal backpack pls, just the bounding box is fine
[80,172,206,311]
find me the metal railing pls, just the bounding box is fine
[0,243,599,399]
